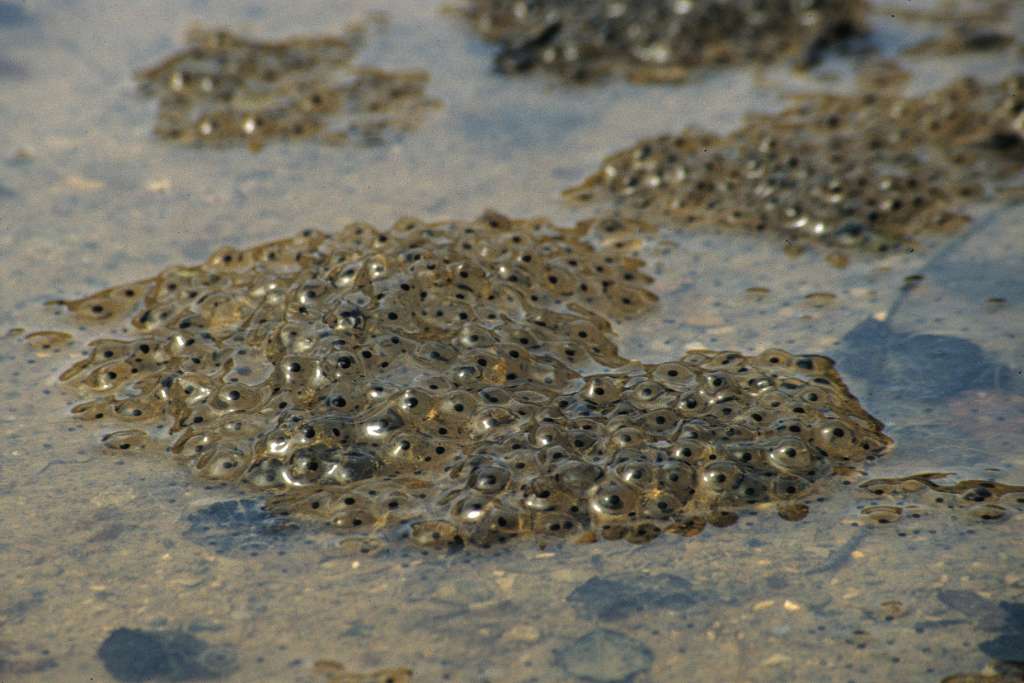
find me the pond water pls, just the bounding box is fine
[1,1,1022,681]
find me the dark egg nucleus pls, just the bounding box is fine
[565,75,1024,262]
[135,19,439,150]
[458,0,867,82]
[53,211,889,548]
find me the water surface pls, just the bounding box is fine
[1,1,1022,681]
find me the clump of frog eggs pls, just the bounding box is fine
[54,212,891,548]
[565,75,1024,262]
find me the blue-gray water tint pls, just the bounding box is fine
[98,628,238,682]
[834,318,1013,403]
[0,2,30,27]
[554,629,654,683]
[979,633,1024,665]
[182,499,299,557]
[567,573,696,621]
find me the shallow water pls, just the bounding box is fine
[1,1,1023,681]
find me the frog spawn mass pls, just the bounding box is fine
[458,0,867,82]
[135,20,438,150]
[55,212,890,549]
[565,75,1024,261]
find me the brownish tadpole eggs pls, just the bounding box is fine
[458,0,867,82]
[136,18,439,150]
[47,211,891,550]
[858,473,1024,526]
[565,75,1024,263]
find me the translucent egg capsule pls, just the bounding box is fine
[531,511,582,537]
[640,492,684,520]
[700,462,744,495]
[385,431,446,463]
[606,425,648,450]
[133,303,183,332]
[374,490,417,519]
[965,505,1008,522]
[244,458,288,489]
[860,505,903,525]
[728,474,771,505]
[196,293,254,334]
[391,388,436,423]
[195,445,251,481]
[611,457,655,486]
[101,429,151,453]
[670,439,712,462]
[284,445,332,486]
[275,356,327,388]
[770,474,812,501]
[408,520,462,548]
[210,384,263,412]
[811,418,860,451]
[276,323,323,355]
[758,349,796,369]
[651,362,696,389]
[587,480,639,519]
[465,506,523,546]
[675,393,708,417]
[721,443,768,467]
[655,462,697,503]
[468,406,519,437]
[599,283,659,318]
[767,438,822,475]
[360,409,405,440]
[456,323,498,349]
[330,506,377,531]
[531,423,566,448]
[697,371,740,397]
[638,408,677,435]
[81,361,135,392]
[579,375,624,404]
[565,429,598,454]
[551,461,603,496]
[450,491,496,524]
[112,397,162,422]
[60,282,150,322]
[627,380,667,404]
[466,463,511,494]
[82,339,136,364]
[521,476,564,512]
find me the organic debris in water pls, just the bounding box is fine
[136,18,438,150]
[457,0,867,82]
[312,660,413,683]
[565,75,1024,262]
[50,211,889,549]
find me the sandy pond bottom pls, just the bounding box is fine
[1,1,1023,681]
